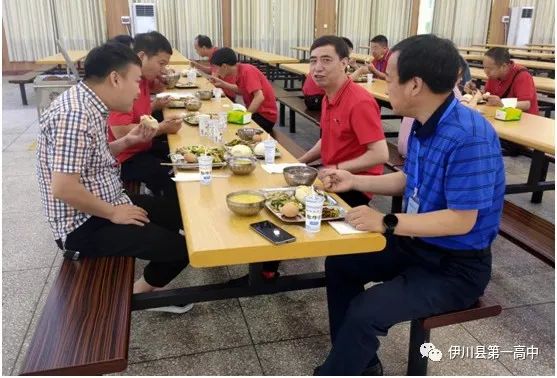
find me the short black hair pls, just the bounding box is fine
[310,35,349,59]
[195,35,213,49]
[391,34,459,94]
[485,47,512,65]
[84,42,141,82]
[133,31,172,56]
[210,47,237,66]
[341,37,353,50]
[109,34,134,49]
[370,35,388,47]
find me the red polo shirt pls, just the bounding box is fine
[320,78,385,176]
[236,63,277,123]
[371,50,392,74]
[302,74,325,96]
[108,77,152,163]
[485,62,538,114]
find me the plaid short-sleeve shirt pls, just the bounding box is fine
[36,81,131,240]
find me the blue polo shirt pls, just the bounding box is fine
[403,94,505,251]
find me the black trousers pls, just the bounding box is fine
[252,112,276,133]
[121,138,177,200]
[319,236,491,375]
[59,194,189,288]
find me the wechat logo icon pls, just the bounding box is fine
[420,342,443,362]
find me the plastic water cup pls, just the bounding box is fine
[213,87,223,100]
[263,139,277,165]
[198,155,213,185]
[305,194,325,233]
[198,114,211,137]
[366,73,374,85]
[209,119,224,144]
[187,69,197,83]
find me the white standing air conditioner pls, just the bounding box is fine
[507,6,534,46]
[131,3,157,35]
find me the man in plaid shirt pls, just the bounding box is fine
[37,42,192,314]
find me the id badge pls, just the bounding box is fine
[406,188,420,214]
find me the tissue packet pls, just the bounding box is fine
[495,107,522,121]
[227,110,252,125]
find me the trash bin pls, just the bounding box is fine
[33,74,78,116]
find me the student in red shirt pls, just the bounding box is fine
[298,35,388,207]
[209,47,278,132]
[108,31,183,198]
[472,47,538,114]
[351,35,391,81]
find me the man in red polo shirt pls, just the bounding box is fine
[299,35,388,207]
[209,47,277,132]
[477,47,538,114]
[108,31,182,198]
[351,35,391,81]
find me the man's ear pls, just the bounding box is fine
[108,70,120,87]
[137,51,146,62]
[410,76,424,96]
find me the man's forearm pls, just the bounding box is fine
[220,81,239,93]
[248,94,264,114]
[53,179,115,221]
[338,145,388,173]
[352,170,406,196]
[517,100,531,111]
[394,209,478,237]
[299,140,322,163]
[109,135,132,157]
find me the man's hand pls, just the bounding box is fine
[345,205,384,232]
[126,122,157,146]
[486,95,503,107]
[463,80,477,95]
[318,168,354,192]
[109,204,150,226]
[208,75,226,88]
[159,117,183,134]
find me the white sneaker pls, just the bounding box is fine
[145,303,194,314]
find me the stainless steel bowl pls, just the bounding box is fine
[226,190,266,216]
[227,156,257,175]
[236,127,263,141]
[185,98,202,111]
[196,90,213,100]
[283,166,318,186]
[162,72,180,88]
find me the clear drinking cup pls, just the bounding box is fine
[366,73,374,85]
[198,155,213,185]
[198,114,211,137]
[304,194,325,233]
[263,138,277,165]
[213,87,223,100]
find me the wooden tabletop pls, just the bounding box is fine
[526,43,555,48]
[474,43,555,53]
[233,47,299,65]
[162,75,385,268]
[469,67,555,94]
[476,105,555,155]
[35,50,90,65]
[461,54,555,71]
[459,47,555,60]
[350,53,372,63]
[279,63,310,76]
[290,46,310,52]
[169,48,190,65]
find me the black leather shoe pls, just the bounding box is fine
[362,360,383,376]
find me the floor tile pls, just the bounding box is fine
[2,174,42,214]
[116,345,263,376]
[2,150,39,177]
[2,268,50,375]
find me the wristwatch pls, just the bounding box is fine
[382,213,399,235]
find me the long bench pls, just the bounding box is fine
[20,256,135,375]
[8,65,57,105]
[277,95,320,133]
[385,141,555,267]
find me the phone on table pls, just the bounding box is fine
[250,220,296,245]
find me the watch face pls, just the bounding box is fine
[384,214,398,228]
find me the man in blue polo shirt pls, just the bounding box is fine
[315,34,504,376]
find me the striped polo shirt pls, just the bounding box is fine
[403,94,505,251]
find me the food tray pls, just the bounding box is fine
[261,187,345,223]
[175,82,199,89]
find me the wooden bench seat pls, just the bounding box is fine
[407,298,502,375]
[277,95,320,133]
[21,256,135,375]
[272,128,307,159]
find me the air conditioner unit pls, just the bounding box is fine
[507,6,534,46]
[130,3,157,35]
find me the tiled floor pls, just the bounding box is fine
[2,78,554,376]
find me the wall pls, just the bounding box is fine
[105,0,130,38]
[314,0,336,37]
